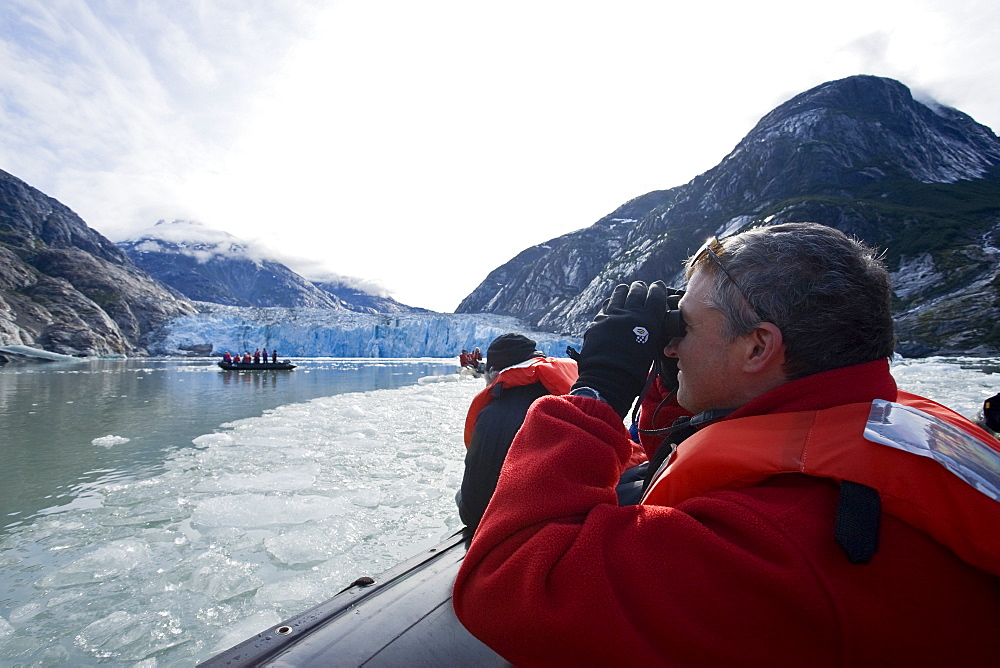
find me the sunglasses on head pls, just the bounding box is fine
[692,236,765,322]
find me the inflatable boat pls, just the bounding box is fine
[218,361,297,371]
[198,529,507,666]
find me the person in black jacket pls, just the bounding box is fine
[456,334,577,530]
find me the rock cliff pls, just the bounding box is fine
[0,169,196,356]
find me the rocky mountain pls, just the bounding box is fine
[0,169,196,357]
[118,220,429,314]
[457,75,1000,356]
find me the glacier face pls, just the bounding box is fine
[149,303,583,358]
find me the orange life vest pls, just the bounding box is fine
[463,357,578,447]
[642,391,1000,575]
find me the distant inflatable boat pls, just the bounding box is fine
[198,529,506,666]
[218,361,297,371]
[458,364,484,378]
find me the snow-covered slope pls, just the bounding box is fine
[118,220,426,314]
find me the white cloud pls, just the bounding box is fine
[129,220,236,246]
[306,272,392,299]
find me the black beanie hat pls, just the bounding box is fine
[486,333,539,372]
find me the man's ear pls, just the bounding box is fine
[742,322,785,374]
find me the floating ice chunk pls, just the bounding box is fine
[92,435,130,447]
[190,552,263,602]
[241,425,303,441]
[341,405,366,418]
[103,508,177,527]
[254,571,329,609]
[193,468,317,493]
[264,525,342,566]
[75,610,140,656]
[74,608,188,660]
[35,539,152,588]
[8,601,43,624]
[47,589,86,609]
[382,490,431,508]
[33,646,72,665]
[352,489,382,508]
[101,478,172,508]
[415,455,447,472]
[190,494,350,528]
[418,373,463,384]
[192,432,234,447]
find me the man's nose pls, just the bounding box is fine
[663,337,682,358]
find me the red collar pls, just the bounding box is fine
[728,359,898,420]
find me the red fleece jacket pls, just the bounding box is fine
[453,360,1000,666]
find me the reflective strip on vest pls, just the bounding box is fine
[865,399,1000,502]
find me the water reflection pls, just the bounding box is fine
[220,369,287,388]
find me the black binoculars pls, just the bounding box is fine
[661,291,686,345]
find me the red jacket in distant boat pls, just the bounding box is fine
[453,359,1000,665]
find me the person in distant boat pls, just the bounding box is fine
[459,349,472,369]
[454,223,1000,664]
[242,352,252,364]
[471,347,483,368]
[222,351,232,365]
[262,348,268,363]
[272,349,278,364]
[253,349,261,364]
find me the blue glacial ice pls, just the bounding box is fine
[149,303,583,358]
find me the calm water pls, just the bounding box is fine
[0,357,455,533]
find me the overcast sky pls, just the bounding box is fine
[2,1,998,312]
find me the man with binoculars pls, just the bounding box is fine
[453,222,1000,665]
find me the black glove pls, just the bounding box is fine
[572,281,668,417]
